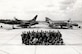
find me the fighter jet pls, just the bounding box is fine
[45,17,81,29]
[0,15,38,29]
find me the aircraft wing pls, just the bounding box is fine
[17,21,38,28]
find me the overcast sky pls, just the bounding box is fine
[0,0,82,21]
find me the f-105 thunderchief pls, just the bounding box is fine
[45,17,81,29]
[0,15,38,29]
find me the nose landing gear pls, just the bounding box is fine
[0,25,3,28]
[78,26,81,28]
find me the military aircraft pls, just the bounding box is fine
[45,17,81,29]
[0,15,38,29]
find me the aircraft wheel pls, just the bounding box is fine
[60,26,63,29]
[78,26,81,28]
[70,26,73,29]
[12,25,15,29]
[0,25,3,28]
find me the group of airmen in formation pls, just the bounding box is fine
[21,30,64,45]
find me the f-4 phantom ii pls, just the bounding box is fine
[0,15,38,29]
[45,17,81,29]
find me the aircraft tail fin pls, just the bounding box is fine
[45,17,53,23]
[32,15,38,21]
[14,17,19,21]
